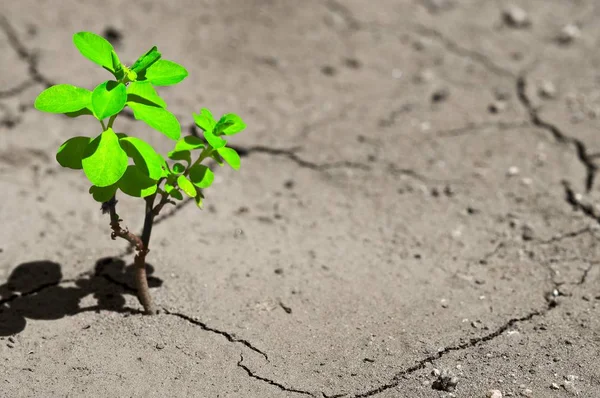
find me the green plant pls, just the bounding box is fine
[34,32,246,314]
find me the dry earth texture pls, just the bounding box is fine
[1,1,600,397]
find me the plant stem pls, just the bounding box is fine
[106,194,158,315]
[107,114,118,129]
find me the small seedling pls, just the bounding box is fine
[34,32,246,314]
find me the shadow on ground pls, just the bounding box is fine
[0,258,162,336]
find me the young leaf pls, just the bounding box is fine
[34,84,92,113]
[130,46,162,74]
[172,163,186,174]
[217,147,241,170]
[214,113,246,136]
[188,164,214,188]
[142,59,188,86]
[89,184,118,202]
[111,50,124,80]
[81,128,128,187]
[91,81,127,120]
[203,130,227,149]
[193,108,216,134]
[126,81,167,108]
[194,187,204,209]
[73,32,115,71]
[118,165,158,198]
[119,136,164,180]
[127,100,181,140]
[56,136,91,169]
[177,175,196,198]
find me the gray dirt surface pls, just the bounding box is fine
[1,0,600,397]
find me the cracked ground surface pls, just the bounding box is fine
[1,0,600,396]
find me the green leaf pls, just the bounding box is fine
[142,60,188,86]
[91,81,127,120]
[56,136,91,169]
[173,135,205,152]
[172,163,186,174]
[170,189,183,201]
[65,108,94,118]
[89,184,118,202]
[204,130,227,149]
[111,50,124,80]
[167,149,191,165]
[140,59,188,86]
[34,84,92,114]
[73,32,115,71]
[127,100,181,140]
[177,175,196,198]
[193,108,216,134]
[81,128,128,187]
[194,188,204,209]
[214,113,246,136]
[217,147,241,170]
[119,136,164,180]
[188,164,214,188]
[130,46,162,74]
[118,165,158,198]
[126,81,167,108]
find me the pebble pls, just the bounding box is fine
[155,343,165,350]
[557,24,581,44]
[521,224,535,241]
[414,69,435,84]
[520,388,533,397]
[503,5,531,28]
[538,80,557,99]
[488,101,507,114]
[432,87,450,103]
[487,390,502,398]
[432,369,459,392]
[507,166,520,177]
[8,336,16,344]
[440,299,449,308]
[550,383,560,390]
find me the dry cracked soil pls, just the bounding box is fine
[1,1,600,397]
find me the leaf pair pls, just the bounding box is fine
[57,129,165,200]
[72,32,187,86]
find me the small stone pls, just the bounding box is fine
[489,101,507,114]
[565,375,578,382]
[8,336,16,344]
[440,299,449,308]
[521,224,535,241]
[550,383,560,390]
[155,343,165,350]
[538,80,557,99]
[520,388,533,397]
[562,380,579,394]
[432,369,459,392]
[507,166,520,177]
[414,69,435,83]
[521,177,532,186]
[7,343,14,348]
[487,390,503,398]
[557,24,580,44]
[432,368,441,377]
[503,5,531,28]
[431,87,450,103]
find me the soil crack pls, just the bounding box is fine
[237,353,316,396]
[352,306,553,397]
[163,309,268,361]
[516,75,597,192]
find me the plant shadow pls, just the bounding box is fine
[0,257,163,336]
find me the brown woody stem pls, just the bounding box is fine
[106,194,158,315]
